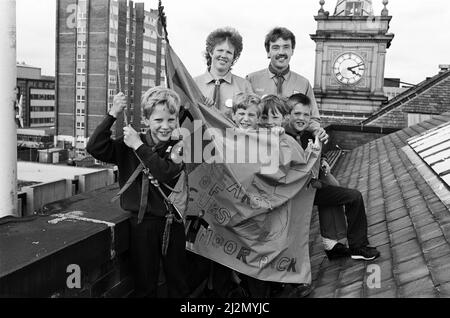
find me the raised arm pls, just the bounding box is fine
[86,93,127,164]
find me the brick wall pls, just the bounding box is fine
[325,126,397,151]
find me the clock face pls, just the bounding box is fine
[333,52,365,85]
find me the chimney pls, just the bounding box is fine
[439,64,450,73]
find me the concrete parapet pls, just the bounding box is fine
[77,169,115,193]
[22,179,73,216]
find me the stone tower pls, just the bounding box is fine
[311,0,394,125]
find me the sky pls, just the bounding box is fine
[16,0,450,85]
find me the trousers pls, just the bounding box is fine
[129,214,189,298]
[314,184,369,249]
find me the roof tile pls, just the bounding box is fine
[387,216,413,233]
[389,226,417,246]
[395,257,430,286]
[428,255,450,285]
[398,276,438,298]
[365,280,398,298]
[391,240,423,264]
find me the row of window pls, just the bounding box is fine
[19,82,54,90]
[108,89,134,97]
[30,118,54,124]
[30,106,55,112]
[30,94,55,100]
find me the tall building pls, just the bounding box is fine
[16,63,55,128]
[311,0,394,126]
[55,0,165,157]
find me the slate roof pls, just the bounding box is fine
[363,70,450,126]
[308,112,450,298]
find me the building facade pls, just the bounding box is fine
[311,0,394,126]
[16,63,55,128]
[362,65,450,128]
[56,0,165,157]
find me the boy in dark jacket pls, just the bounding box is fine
[284,93,380,262]
[87,87,189,298]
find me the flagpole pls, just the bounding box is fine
[0,0,18,217]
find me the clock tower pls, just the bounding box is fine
[311,0,394,125]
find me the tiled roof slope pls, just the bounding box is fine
[308,113,450,298]
[362,70,450,128]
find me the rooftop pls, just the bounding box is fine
[363,69,450,127]
[18,162,104,184]
[3,114,450,298]
[308,113,450,297]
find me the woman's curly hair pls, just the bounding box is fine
[204,27,243,70]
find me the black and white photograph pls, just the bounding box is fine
[1,0,450,305]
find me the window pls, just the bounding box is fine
[143,66,155,75]
[345,2,363,16]
[143,53,151,62]
[408,122,450,187]
[76,81,86,88]
[408,113,433,127]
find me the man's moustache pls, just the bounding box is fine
[276,55,288,59]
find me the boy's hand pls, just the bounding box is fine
[315,128,329,145]
[123,125,143,150]
[203,96,215,107]
[109,93,127,118]
[271,126,285,136]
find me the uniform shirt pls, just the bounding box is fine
[246,68,321,132]
[194,70,254,114]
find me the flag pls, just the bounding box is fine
[165,43,321,284]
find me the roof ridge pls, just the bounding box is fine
[362,70,450,125]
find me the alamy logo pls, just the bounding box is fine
[66,264,81,289]
[366,264,381,289]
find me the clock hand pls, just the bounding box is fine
[348,69,358,75]
[347,63,364,71]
